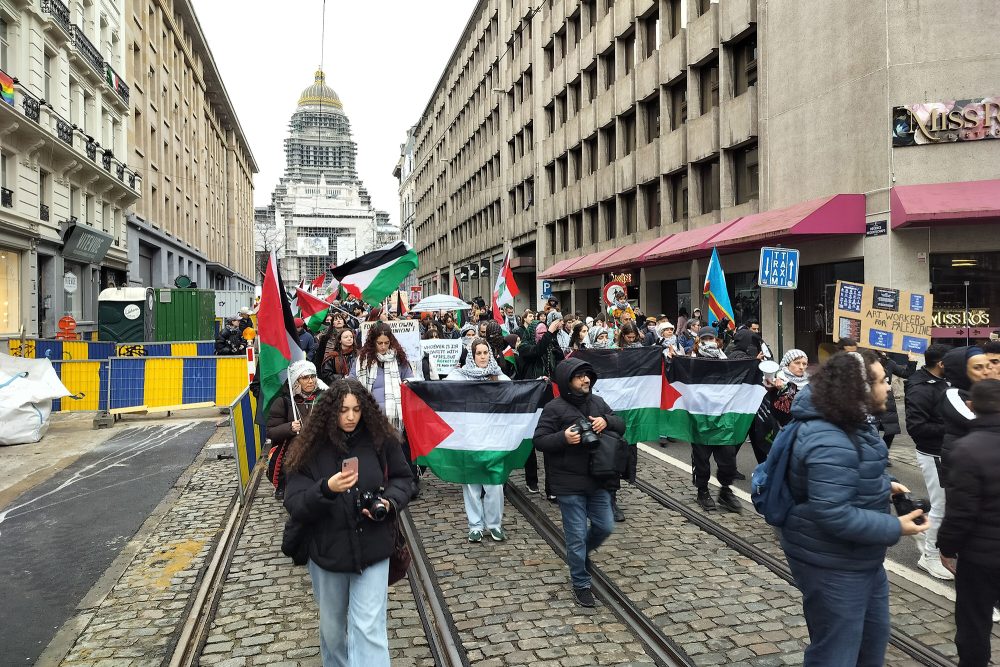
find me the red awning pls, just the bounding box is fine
[891,178,1000,229]
[537,256,586,279]
[562,247,632,277]
[603,235,675,271]
[644,218,743,262]
[711,194,865,247]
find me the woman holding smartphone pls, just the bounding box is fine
[283,378,414,667]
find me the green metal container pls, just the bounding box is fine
[152,288,216,342]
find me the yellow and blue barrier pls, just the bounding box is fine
[50,360,110,412]
[228,387,263,502]
[107,356,248,412]
[6,338,216,359]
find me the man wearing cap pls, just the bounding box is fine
[533,356,625,607]
[294,317,318,361]
[238,307,254,333]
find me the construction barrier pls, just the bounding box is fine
[5,338,216,359]
[228,387,263,502]
[51,359,110,412]
[107,356,248,414]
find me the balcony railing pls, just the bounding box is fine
[71,25,104,77]
[23,95,39,122]
[40,204,50,221]
[1,188,12,208]
[56,118,73,144]
[41,0,72,37]
[104,63,129,106]
[102,151,112,171]
[85,139,96,160]
[115,164,124,181]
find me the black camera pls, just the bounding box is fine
[358,491,388,521]
[572,418,601,449]
[891,493,930,525]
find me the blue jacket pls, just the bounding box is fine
[780,386,901,571]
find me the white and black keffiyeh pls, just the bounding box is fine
[356,352,403,429]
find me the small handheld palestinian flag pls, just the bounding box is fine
[502,345,517,369]
[295,287,333,333]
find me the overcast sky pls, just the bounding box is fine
[191,0,478,227]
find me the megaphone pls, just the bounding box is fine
[759,360,780,384]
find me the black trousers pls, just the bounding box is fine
[524,447,538,487]
[954,559,1000,667]
[691,444,737,490]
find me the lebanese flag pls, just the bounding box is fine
[662,357,767,445]
[330,241,418,306]
[491,250,520,323]
[295,287,332,333]
[451,274,463,327]
[571,347,672,445]
[258,254,306,415]
[401,380,549,484]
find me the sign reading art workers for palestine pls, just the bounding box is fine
[833,281,933,354]
[892,97,1000,146]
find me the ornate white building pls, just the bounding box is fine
[257,70,394,285]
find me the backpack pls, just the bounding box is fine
[750,421,803,526]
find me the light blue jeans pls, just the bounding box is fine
[462,484,504,531]
[557,490,615,589]
[308,558,390,667]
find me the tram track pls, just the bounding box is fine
[505,482,697,667]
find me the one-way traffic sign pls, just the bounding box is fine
[758,247,799,289]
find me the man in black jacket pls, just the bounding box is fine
[533,357,625,608]
[938,379,1000,665]
[904,343,952,580]
[939,346,995,487]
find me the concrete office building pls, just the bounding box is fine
[412,0,1000,357]
[0,0,139,337]
[125,0,257,292]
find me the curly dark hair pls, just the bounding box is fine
[810,350,881,430]
[284,378,399,472]
[357,322,410,370]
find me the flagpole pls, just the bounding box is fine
[287,374,301,423]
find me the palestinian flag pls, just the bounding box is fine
[310,273,326,293]
[491,250,520,323]
[662,357,766,445]
[330,241,418,306]
[451,274,463,326]
[295,287,332,333]
[502,345,517,368]
[572,347,668,444]
[401,380,549,485]
[258,254,306,416]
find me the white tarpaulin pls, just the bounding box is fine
[0,354,71,445]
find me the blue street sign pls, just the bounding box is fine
[541,280,553,298]
[758,247,800,289]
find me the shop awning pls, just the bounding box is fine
[562,246,632,277]
[537,256,586,280]
[711,194,866,248]
[891,178,1000,229]
[644,218,743,262]
[603,235,675,271]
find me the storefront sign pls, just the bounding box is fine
[420,339,463,375]
[933,309,991,327]
[865,220,888,237]
[833,280,934,354]
[892,97,1000,146]
[62,224,114,264]
[607,271,634,285]
[63,271,78,294]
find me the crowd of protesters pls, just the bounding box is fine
[248,287,1000,667]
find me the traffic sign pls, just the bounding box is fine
[758,247,800,289]
[541,280,553,298]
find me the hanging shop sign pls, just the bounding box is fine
[62,223,114,264]
[833,280,934,354]
[892,97,1000,146]
[606,271,635,285]
[865,220,888,237]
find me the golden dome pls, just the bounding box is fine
[297,70,343,109]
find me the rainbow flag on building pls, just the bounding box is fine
[0,71,15,106]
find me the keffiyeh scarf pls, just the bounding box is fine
[356,352,403,429]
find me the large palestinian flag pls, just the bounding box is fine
[401,380,549,485]
[662,357,766,445]
[330,241,418,306]
[571,347,668,444]
[258,254,306,416]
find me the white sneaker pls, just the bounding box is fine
[917,555,955,581]
[993,607,999,624]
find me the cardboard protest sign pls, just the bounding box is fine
[360,320,423,379]
[420,339,463,376]
[833,280,933,354]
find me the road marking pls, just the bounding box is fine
[636,443,957,602]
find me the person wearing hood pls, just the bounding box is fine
[483,320,513,378]
[939,346,996,488]
[902,343,954,580]
[455,322,479,367]
[653,320,683,358]
[726,327,763,360]
[267,360,329,499]
[447,337,511,542]
[590,326,613,349]
[780,351,927,666]
[216,317,247,355]
[532,357,626,608]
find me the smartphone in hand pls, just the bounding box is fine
[342,457,359,477]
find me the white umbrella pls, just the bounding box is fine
[409,294,472,313]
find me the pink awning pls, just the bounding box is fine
[603,235,675,271]
[891,179,1000,229]
[562,247,632,277]
[711,194,865,247]
[537,256,586,280]
[645,218,743,262]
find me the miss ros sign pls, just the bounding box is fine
[892,96,1000,146]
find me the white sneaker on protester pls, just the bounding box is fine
[917,555,955,581]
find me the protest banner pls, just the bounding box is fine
[360,319,423,379]
[833,280,933,354]
[421,339,463,376]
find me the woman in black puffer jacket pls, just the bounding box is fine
[284,378,414,667]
